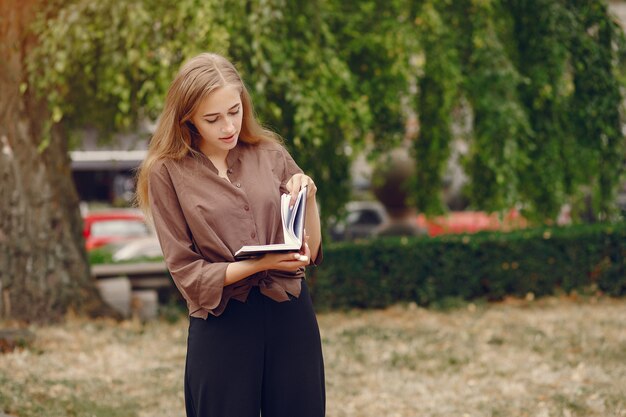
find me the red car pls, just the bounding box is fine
[83,210,152,251]
[415,209,527,237]
[329,201,528,241]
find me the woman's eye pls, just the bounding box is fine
[204,108,239,123]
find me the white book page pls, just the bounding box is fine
[281,187,306,245]
[234,187,307,259]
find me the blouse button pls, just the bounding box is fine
[236,182,241,188]
[244,205,250,211]
[251,232,256,239]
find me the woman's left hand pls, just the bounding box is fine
[286,173,317,207]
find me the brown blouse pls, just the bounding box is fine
[148,141,322,318]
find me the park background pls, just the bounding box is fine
[1,0,626,416]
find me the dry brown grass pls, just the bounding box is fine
[1,296,625,417]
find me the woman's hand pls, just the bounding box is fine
[226,236,311,286]
[286,173,317,207]
[257,235,311,273]
[286,173,322,265]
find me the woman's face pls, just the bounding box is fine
[191,84,243,158]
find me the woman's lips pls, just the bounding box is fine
[220,133,236,142]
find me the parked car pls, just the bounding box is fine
[415,209,527,237]
[109,235,163,262]
[83,210,152,251]
[329,201,527,241]
[328,201,389,241]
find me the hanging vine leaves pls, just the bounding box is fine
[27,0,626,225]
[28,0,229,135]
[413,0,463,215]
[29,0,370,226]
[503,0,577,220]
[220,0,371,223]
[326,0,419,155]
[566,0,625,219]
[461,0,533,213]
[411,0,625,221]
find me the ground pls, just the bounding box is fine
[1,295,625,417]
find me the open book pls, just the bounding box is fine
[234,186,307,260]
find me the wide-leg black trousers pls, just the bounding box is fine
[184,280,325,417]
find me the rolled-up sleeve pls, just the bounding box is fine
[148,162,227,312]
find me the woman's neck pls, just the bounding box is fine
[199,145,228,166]
[199,149,229,180]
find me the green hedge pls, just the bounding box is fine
[88,223,625,310]
[309,222,626,310]
[88,247,164,265]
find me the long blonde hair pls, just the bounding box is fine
[135,52,280,216]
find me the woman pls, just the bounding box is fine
[135,52,325,417]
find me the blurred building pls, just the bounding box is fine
[610,2,626,24]
[70,129,148,206]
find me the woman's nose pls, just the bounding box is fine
[221,120,235,133]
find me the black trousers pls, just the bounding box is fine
[184,281,325,417]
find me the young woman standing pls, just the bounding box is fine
[136,52,325,417]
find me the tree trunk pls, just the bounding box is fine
[0,0,111,322]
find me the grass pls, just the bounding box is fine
[1,296,625,417]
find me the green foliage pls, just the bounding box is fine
[87,246,163,265]
[461,0,533,212]
[87,222,625,311]
[326,0,419,154]
[87,247,114,265]
[566,0,626,218]
[222,0,371,221]
[28,0,228,133]
[505,0,580,219]
[310,222,626,310]
[413,1,463,214]
[28,0,369,226]
[410,0,625,221]
[27,0,626,225]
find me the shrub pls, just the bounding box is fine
[309,222,626,310]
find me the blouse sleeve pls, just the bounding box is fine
[148,162,227,312]
[279,145,323,266]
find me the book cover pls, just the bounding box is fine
[234,186,308,260]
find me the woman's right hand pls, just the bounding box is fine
[257,237,311,273]
[226,237,310,286]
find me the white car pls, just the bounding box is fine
[110,235,163,262]
[329,201,389,241]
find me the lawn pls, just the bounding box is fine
[1,295,625,417]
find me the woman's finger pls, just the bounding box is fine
[299,230,308,251]
[289,175,303,207]
[287,174,316,206]
[307,183,316,199]
[299,175,316,198]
